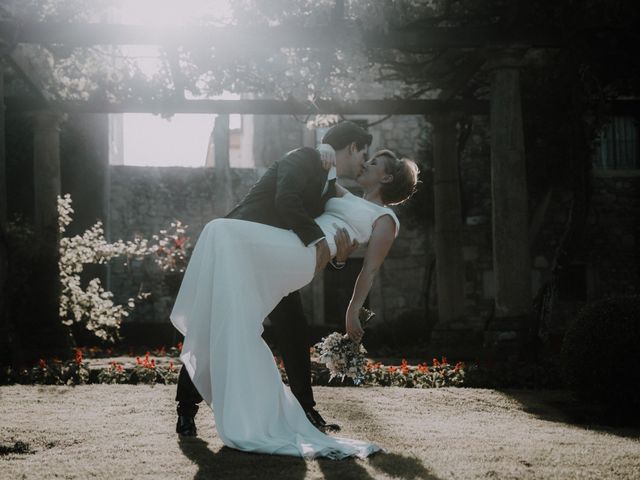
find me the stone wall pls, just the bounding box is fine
[108,165,259,335]
[438,115,640,357]
[581,173,640,297]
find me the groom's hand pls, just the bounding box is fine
[314,239,331,274]
[333,225,359,263]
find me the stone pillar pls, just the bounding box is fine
[34,112,63,234]
[432,112,465,324]
[0,72,9,366]
[213,114,234,212]
[486,50,532,358]
[0,72,6,225]
[30,112,70,359]
[213,114,230,170]
[428,112,469,357]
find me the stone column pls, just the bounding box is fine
[0,72,6,225]
[486,50,532,357]
[34,112,63,235]
[428,112,468,357]
[213,114,234,212]
[0,72,9,366]
[432,112,465,324]
[30,112,70,359]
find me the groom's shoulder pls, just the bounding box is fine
[281,147,320,163]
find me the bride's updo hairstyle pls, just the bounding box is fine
[374,149,420,206]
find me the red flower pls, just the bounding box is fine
[388,365,398,373]
[400,359,410,375]
[38,359,47,370]
[417,363,429,374]
[441,356,448,365]
[74,348,84,365]
[168,361,175,372]
[432,358,440,367]
[177,342,183,352]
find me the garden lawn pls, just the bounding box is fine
[1,385,639,480]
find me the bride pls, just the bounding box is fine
[170,148,419,459]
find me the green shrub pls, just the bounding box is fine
[560,295,640,423]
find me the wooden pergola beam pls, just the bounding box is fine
[0,21,561,51]
[5,97,490,115]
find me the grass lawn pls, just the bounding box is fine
[1,385,639,479]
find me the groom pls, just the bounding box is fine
[176,121,372,436]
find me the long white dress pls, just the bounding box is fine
[170,192,399,459]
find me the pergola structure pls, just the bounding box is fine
[0,4,564,360]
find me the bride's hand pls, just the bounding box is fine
[317,144,336,171]
[346,308,364,343]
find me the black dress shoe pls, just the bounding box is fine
[176,415,197,437]
[304,408,341,433]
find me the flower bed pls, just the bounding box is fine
[1,347,465,388]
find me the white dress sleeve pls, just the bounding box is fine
[374,207,400,238]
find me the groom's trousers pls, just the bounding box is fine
[176,289,315,416]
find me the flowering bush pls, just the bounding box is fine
[148,221,192,273]
[58,194,147,342]
[97,361,129,384]
[57,194,191,342]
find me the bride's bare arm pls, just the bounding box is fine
[345,215,397,342]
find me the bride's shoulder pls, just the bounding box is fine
[376,207,400,237]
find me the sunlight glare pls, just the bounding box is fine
[122,113,214,167]
[115,0,233,26]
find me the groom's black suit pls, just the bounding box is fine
[177,147,336,415]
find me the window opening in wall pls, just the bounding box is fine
[594,116,640,170]
[108,113,243,167]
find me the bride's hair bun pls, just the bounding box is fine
[373,150,420,206]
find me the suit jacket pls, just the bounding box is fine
[226,147,336,246]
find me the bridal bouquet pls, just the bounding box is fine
[314,308,375,385]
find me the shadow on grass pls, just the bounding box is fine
[318,452,443,480]
[179,438,442,480]
[504,390,640,440]
[178,437,306,480]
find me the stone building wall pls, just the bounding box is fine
[371,116,431,321]
[108,165,259,338]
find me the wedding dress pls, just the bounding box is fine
[170,192,399,459]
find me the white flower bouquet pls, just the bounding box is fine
[314,308,375,385]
